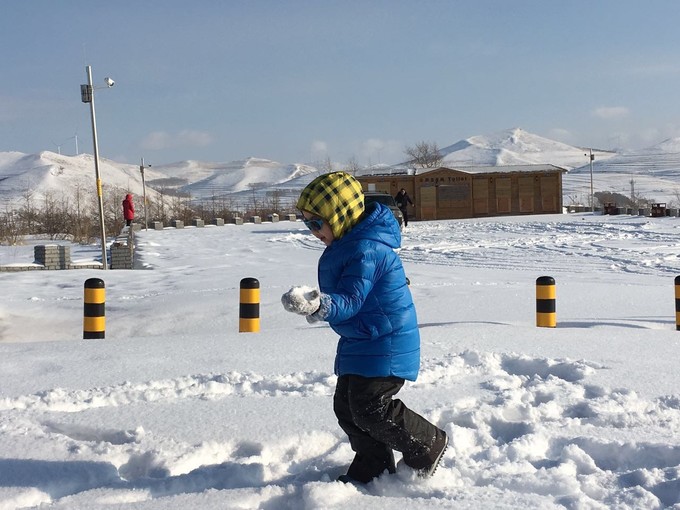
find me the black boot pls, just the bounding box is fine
[342,450,396,483]
[402,428,448,478]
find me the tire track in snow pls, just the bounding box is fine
[0,351,599,414]
[0,371,337,413]
[399,218,680,276]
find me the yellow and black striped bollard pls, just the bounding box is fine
[536,276,556,328]
[84,278,105,339]
[239,277,260,333]
[675,276,680,330]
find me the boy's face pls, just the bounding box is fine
[302,211,335,246]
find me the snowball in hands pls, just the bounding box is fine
[281,286,321,316]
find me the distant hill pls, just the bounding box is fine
[565,137,680,205]
[0,152,318,209]
[151,157,318,197]
[0,151,167,209]
[2,127,680,210]
[570,137,680,177]
[440,128,616,169]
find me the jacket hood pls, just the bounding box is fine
[339,201,401,249]
[296,172,364,240]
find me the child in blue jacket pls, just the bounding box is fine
[281,172,447,484]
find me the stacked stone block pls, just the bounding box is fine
[34,245,71,270]
[110,229,135,270]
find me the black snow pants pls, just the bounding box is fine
[333,374,441,483]
[399,207,409,226]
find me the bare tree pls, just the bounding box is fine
[404,141,443,168]
[321,156,334,174]
[0,207,22,245]
[19,186,37,232]
[149,189,169,224]
[103,187,127,235]
[344,156,362,176]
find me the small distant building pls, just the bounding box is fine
[357,164,567,221]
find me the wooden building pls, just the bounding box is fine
[357,164,567,221]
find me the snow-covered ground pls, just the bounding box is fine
[2,213,680,509]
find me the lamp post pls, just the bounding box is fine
[70,133,79,155]
[81,66,114,269]
[585,148,595,212]
[140,157,151,230]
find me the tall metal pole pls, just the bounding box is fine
[140,157,149,230]
[86,65,108,269]
[588,148,595,212]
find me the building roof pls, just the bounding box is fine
[419,164,567,175]
[357,164,568,178]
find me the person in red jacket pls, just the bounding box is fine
[122,194,135,226]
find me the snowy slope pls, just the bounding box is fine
[178,158,318,196]
[440,127,616,169]
[0,152,167,209]
[565,137,680,205]
[580,137,680,176]
[0,152,319,208]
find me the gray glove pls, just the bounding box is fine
[281,286,321,316]
[306,293,332,323]
[306,310,324,324]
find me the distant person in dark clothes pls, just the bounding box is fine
[394,188,414,226]
[122,194,135,227]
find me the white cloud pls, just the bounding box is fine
[592,106,630,120]
[310,140,328,156]
[308,141,332,164]
[360,138,403,165]
[140,130,213,150]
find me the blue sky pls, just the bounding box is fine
[2,1,680,166]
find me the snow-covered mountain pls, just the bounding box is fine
[440,128,616,169]
[3,127,680,209]
[0,151,168,209]
[150,157,318,197]
[0,152,318,210]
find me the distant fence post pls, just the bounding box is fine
[84,278,105,339]
[536,276,556,328]
[239,277,260,333]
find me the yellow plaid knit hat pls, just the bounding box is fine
[297,172,365,239]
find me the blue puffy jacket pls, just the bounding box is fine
[317,202,420,381]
